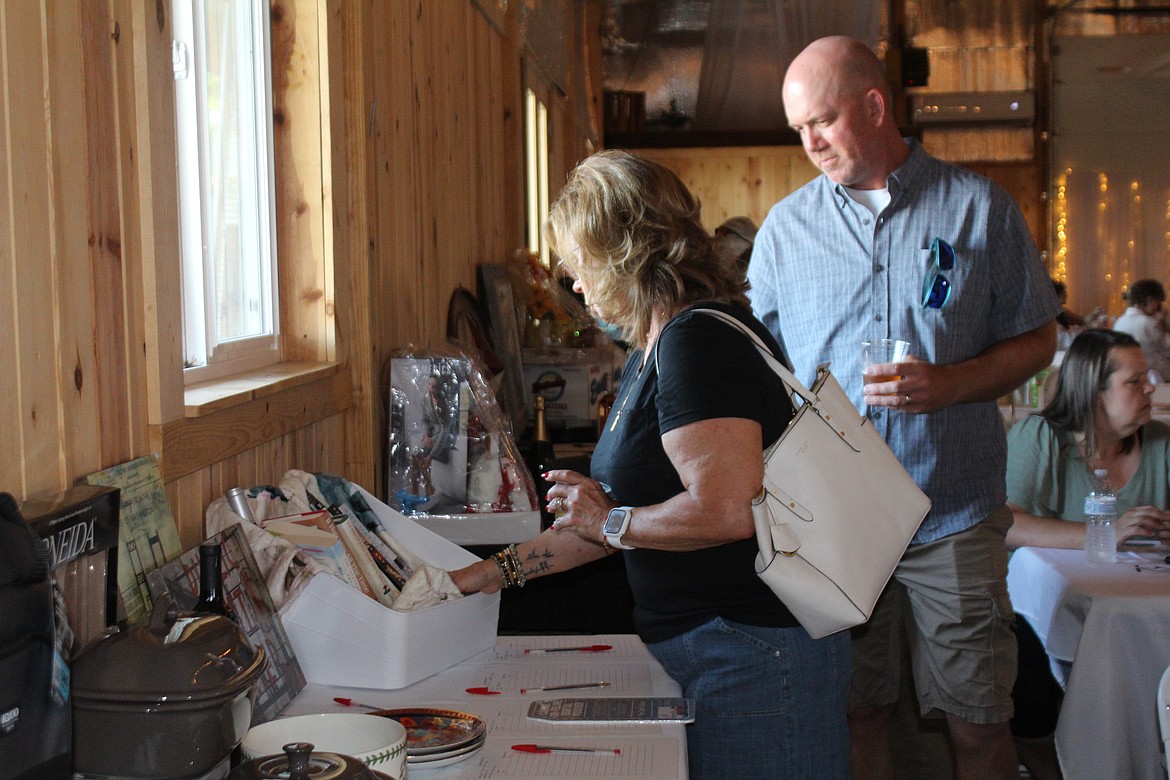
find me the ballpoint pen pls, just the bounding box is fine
[523,644,613,654]
[520,681,610,694]
[333,697,384,710]
[512,744,621,755]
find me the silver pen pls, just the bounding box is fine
[520,681,610,694]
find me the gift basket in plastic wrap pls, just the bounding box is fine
[385,346,542,545]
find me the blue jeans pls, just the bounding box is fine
[647,617,851,780]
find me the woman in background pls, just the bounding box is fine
[450,150,850,779]
[1007,328,1170,549]
[1005,328,1170,776]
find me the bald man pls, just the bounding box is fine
[748,37,1060,780]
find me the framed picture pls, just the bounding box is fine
[147,524,306,725]
[478,263,528,436]
[470,0,507,34]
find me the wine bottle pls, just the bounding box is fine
[194,541,238,622]
[527,394,557,530]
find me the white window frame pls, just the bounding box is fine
[173,0,280,383]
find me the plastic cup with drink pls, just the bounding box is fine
[862,338,911,385]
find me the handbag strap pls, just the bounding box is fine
[655,307,819,406]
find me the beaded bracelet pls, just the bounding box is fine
[493,543,526,589]
[492,551,513,588]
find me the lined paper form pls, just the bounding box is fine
[461,736,682,777]
[281,635,688,778]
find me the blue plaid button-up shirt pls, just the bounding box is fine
[748,140,1060,543]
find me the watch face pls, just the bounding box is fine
[604,508,629,535]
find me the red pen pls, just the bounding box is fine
[465,687,502,695]
[512,744,621,755]
[333,697,382,710]
[523,644,613,654]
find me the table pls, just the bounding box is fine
[1007,547,1170,780]
[281,634,688,778]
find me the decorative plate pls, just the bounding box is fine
[406,734,487,766]
[371,708,487,756]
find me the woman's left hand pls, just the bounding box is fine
[543,469,616,545]
[1117,504,1170,543]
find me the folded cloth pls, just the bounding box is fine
[393,565,463,611]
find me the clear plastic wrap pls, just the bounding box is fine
[510,250,600,349]
[386,345,537,516]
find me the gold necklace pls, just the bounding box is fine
[608,355,647,432]
[608,316,667,432]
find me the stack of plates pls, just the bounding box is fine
[371,708,487,769]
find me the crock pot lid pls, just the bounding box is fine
[72,612,263,699]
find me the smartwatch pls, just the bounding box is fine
[603,506,635,550]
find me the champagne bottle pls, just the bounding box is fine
[527,394,557,530]
[194,541,238,622]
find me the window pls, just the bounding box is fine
[173,0,279,383]
[525,87,550,266]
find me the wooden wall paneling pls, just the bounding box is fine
[4,1,64,495]
[265,435,286,490]
[635,146,818,233]
[411,4,438,345]
[321,415,345,475]
[474,15,506,263]
[965,160,1046,254]
[785,151,821,202]
[368,1,407,494]
[325,0,377,491]
[82,0,134,472]
[169,467,211,550]
[273,0,330,364]
[500,1,524,257]
[440,2,479,337]
[382,2,423,350]
[112,0,183,433]
[48,4,104,488]
[715,155,750,228]
[453,6,474,292]
[158,369,352,482]
[470,15,492,264]
[0,2,19,491]
[438,3,465,313]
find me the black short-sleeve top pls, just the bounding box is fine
[590,301,800,642]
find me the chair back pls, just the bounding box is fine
[1157,663,1170,778]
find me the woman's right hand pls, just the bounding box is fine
[1116,504,1170,544]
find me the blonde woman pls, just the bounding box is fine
[451,150,850,779]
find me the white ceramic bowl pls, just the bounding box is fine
[241,713,407,779]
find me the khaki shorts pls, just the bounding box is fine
[850,506,1016,724]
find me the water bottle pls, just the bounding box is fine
[1084,469,1118,564]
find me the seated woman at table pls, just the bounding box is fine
[1006,328,1170,551]
[450,150,851,780]
[1005,328,1170,776]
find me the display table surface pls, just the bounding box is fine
[1007,546,1170,780]
[282,634,687,778]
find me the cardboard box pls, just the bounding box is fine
[22,484,122,642]
[280,488,500,689]
[522,346,622,430]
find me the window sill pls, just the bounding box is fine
[184,361,341,417]
[155,361,353,482]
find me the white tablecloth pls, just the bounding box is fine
[280,634,688,778]
[1008,547,1170,780]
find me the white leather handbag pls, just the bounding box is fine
[685,309,931,639]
